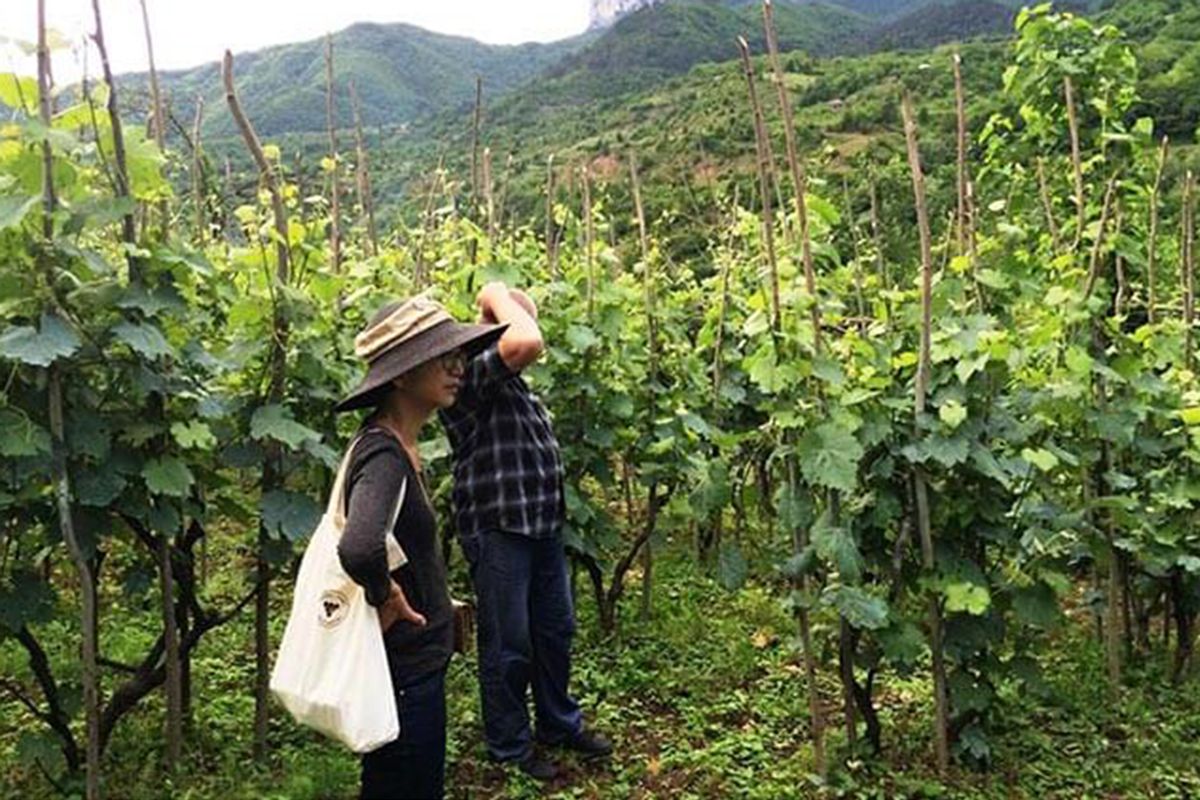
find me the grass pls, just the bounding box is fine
[3,538,1200,799]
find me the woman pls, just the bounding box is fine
[334,295,505,800]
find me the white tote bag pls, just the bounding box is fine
[270,434,408,753]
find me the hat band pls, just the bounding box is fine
[355,303,453,361]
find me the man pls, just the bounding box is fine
[440,281,612,780]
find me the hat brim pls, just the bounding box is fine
[334,319,508,413]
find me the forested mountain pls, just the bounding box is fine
[110,0,1107,142]
[124,23,596,139]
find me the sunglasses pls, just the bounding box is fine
[439,349,468,372]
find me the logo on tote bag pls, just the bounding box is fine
[318,590,349,628]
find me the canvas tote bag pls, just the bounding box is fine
[270,434,408,753]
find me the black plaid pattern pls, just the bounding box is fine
[440,343,565,539]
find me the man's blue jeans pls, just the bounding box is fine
[460,530,583,762]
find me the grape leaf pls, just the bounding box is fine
[716,542,747,591]
[0,313,81,366]
[0,409,50,456]
[261,490,321,542]
[75,468,127,506]
[823,585,888,630]
[171,420,216,450]
[0,571,56,631]
[142,456,194,498]
[796,422,862,492]
[250,404,321,450]
[1011,581,1060,628]
[939,400,968,429]
[1021,447,1059,472]
[112,321,173,360]
[0,194,39,230]
[945,582,991,615]
[811,515,863,582]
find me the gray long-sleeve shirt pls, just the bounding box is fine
[336,426,452,679]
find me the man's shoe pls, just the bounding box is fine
[562,729,613,758]
[516,753,559,781]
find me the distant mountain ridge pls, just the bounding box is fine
[126,22,595,140]
[113,0,1111,142]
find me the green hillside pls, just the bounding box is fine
[128,22,596,139]
[863,0,1017,51]
[534,0,870,105]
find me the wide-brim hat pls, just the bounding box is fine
[335,295,506,413]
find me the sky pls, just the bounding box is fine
[0,0,592,84]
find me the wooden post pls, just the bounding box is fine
[325,35,342,273]
[89,0,137,266]
[1036,157,1062,254]
[901,90,950,775]
[471,76,483,222]
[483,147,496,245]
[953,53,969,255]
[224,50,291,761]
[1146,137,1168,323]
[760,1,830,770]
[581,163,595,319]
[763,0,821,347]
[1065,76,1085,251]
[630,151,655,621]
[737,36,781,331]
[348,81,378,256]
[545,154,559,278]
[1184,172,1196,370]
[40,5,102,797]
[139,0,168,239]
[1083,174,1119,302]
[190,96,207,243]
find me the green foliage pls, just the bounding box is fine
[2,2,1199,797]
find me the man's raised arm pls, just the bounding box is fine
[477,282,544,372]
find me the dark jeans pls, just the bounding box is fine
[460,530,583,762]
[360,667,446,800]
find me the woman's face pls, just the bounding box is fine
[396,349,467,410]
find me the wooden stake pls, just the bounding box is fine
[763,0,821,348]
[190,96,207,244]
[1084,173,1119,302]
[1147,137,1168,323]
[40,6,101,797]
[581,163,595,319]
[471,76,483,221]
[901,90,950,775]
[325,35,342,273]
[953,53,969,256]
[1036,157,1062,254]
[139,0,168,239]
[760,2,832,770]
[483,147,496,244]
[630,150,656,621]
[546,154,559,278]
[223,50,290,761]
[1065,76,1085,252]
[737,36,781,332]
[1184,172,1196,370]
[348,80,378,256]
[89,0,137,264]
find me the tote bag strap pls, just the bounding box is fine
[325,432,367,525]
[326,425,400,523]
[327,427,411,569]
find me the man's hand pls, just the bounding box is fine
[378,581,426,633]
[476,281,510,324]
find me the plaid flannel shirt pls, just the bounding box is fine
[439,342,565,539]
